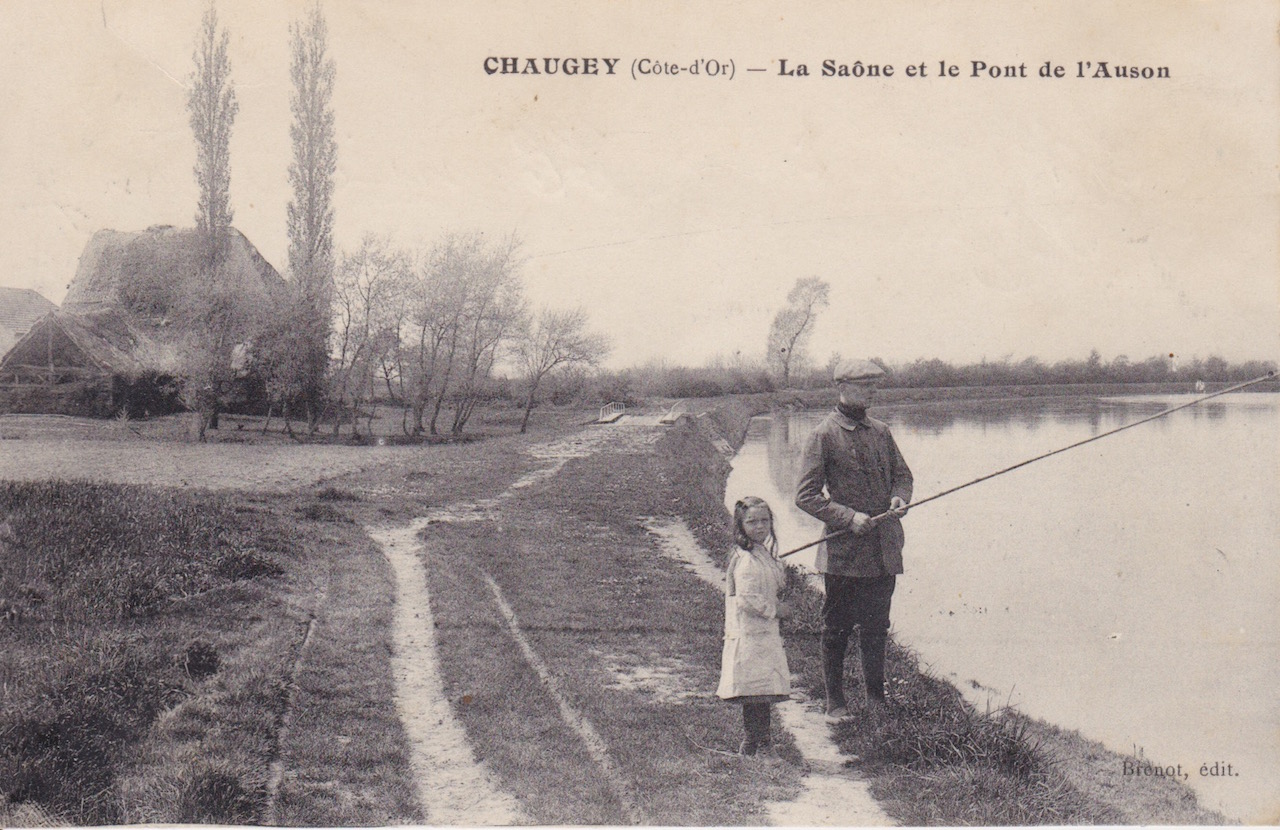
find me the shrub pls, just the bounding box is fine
[215,546,284,580]
[111,372,184,418]
[834,642,1046,778]
[296,502,352,523]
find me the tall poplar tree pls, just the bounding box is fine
[183,2,239,439]
[187,2,238,271]
[286,2,338,428]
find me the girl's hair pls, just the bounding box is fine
[732,496,778,555]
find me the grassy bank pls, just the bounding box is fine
[0,408,589,826]
[0,482,292,824]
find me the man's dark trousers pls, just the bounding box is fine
[821,574,896,708]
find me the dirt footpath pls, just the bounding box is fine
[370,520,527,825]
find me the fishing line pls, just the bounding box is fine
[779,371,1276,559]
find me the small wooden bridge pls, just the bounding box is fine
[597,402,626,423]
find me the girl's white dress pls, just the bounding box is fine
[715,543,791,701]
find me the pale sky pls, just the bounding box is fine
[1,0,1276,370]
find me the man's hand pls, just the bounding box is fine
[776,601,794,621]
[888,496,909,519]
[849,511,873,535]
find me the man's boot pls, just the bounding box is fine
[861,631,888,708]
[822,633,850,720]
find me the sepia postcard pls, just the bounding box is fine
[0,1,1276,827]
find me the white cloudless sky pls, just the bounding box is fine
[1,0,1276,370]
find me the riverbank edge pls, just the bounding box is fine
[660,389,1233,826]
[664,379,1276,419]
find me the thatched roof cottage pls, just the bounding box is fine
[0,226,285,416]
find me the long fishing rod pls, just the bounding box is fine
[779,371,1276,559]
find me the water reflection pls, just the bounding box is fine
[763,414,804,502]
[728,394,1280,822]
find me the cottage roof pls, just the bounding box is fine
[63,225,285,319]
[0,308,177,380]
[0,287,57,334]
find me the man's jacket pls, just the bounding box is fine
[795,409,914,576]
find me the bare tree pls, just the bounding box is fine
[182,2,239,439]
[252,300,311,436]
[447,236,524,435]
[515,307,610,433]
[371,256,415,418]
[329,235,407,437]
[767,277,830,387]
[397,233,523,436]
[400,234,476,436]
[287,2,337,430]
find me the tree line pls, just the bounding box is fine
[302,232,608,437]
[578,351,1275,403]
[886,352,1275,389]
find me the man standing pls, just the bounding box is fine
[795,359,912,720]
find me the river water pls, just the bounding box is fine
[724,394,1279,823]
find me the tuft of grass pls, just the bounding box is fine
[295,502,353,523]
[314,486,361,502]
[0,631,178,823]
[177,761,263,824]
[871,763,1121,825]
[0,796,61,827]
[214,545,284,581]
[831,642,1046,777]
[181,640,220,680]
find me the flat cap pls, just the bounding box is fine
[833,358,885,383]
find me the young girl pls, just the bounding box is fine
[716,496,792,758]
